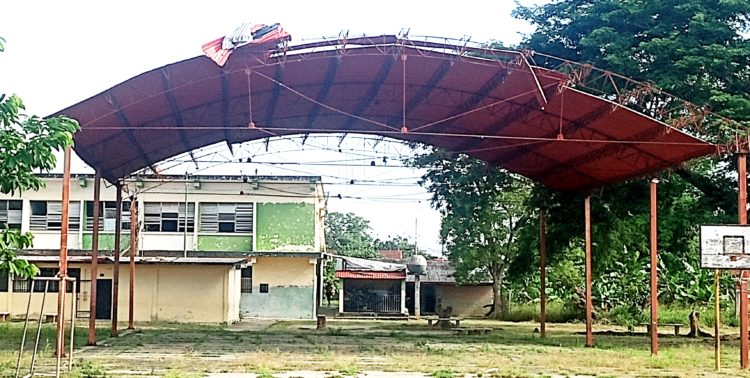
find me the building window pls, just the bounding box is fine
[0,270,8,292]
[85,201,131,231]
[259,283,269,293]
[12,268,81,293]
[241,267,253,293]
[0,200,22,230]
[144,202,194,232]
[29,201,80,231]
[199,203,253,234]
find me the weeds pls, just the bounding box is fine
[69,360,107,378]
[432,369,454,378]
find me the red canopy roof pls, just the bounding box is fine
[55,35,716,192]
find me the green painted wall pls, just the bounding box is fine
[82,233,131,251]
[197,235,253,252]
[255,203,315,251]
[240,286,314,319]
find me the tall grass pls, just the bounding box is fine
[502,300,580,323]
[502,301,739,328]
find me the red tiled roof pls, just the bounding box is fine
[335,271,406,280]
[377,250,403,260]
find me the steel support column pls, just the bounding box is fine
[650,178,659,355]
[540,208,547,338]
[740,152,748,369]
[111,185,122,337]
[88,171,101,345]
[56,146,71,357]
[585,195,593,347]
[128,197,137,330]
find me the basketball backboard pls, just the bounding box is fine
[701,225,750,269]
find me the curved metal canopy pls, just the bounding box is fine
[54,35,716,192]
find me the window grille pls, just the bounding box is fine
[85,201,131,231]
[143,202,194,232]
[0,200,22,229]
[199,203,253,234]
[240,267,253,293]
[29,201,80,231]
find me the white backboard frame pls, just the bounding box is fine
[701,225,750,269]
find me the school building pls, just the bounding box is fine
[0,174,327,323]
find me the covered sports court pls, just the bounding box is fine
[49,32,747,365]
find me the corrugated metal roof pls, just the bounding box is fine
[405,259,492,284]
[336,271,406,280]
[53,35,716,192]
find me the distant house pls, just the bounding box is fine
[377,249,404,260]
[406,259,492,317]
[334,256,407,315]
[333,253,492,318]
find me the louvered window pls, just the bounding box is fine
[0,200,22,230]
[85,201,131,231]
[199,203,253,234]
[29,201,80,231]
[143,202,194,232]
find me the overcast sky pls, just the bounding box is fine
[0,0,543,255]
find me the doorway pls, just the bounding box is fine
[95,279,112,319]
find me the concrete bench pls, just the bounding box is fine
[452,327,492,335]
[43,313,58,323]
[640,323,682,335]
[0,312,9,321]
[426,316,463,327]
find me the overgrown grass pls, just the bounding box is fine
[3,318,748,377]
[503,301,739,328]
[502,300,580,323]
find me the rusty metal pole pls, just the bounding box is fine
[56,146,71,358]
[740,152,748,369]
[128,197,137,330]
[584,195,593,348]
[650,178,659,355]
[88,172,101,345]
[715,269,721,370]
[111,184,122,337]
[540,208,547,338]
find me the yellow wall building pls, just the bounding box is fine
[0,174,326,323]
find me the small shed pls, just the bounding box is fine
[405,259,492,317]
[334,256,407,315]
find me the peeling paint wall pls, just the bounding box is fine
[255,203,315,251]
[197,235,253,252]
[240,256,316,319]
[82,233,131,251]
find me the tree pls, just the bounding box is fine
[510,0,750,309]
[0,36,80,278]
[324,211,377,258]
[374,235,415,257]
[410,148,532,318]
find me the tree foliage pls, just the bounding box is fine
[410,148,532,317]
[324,211,377,258]
[509,0,750,311]
[374,235,415,257]
[0,39,80,278]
